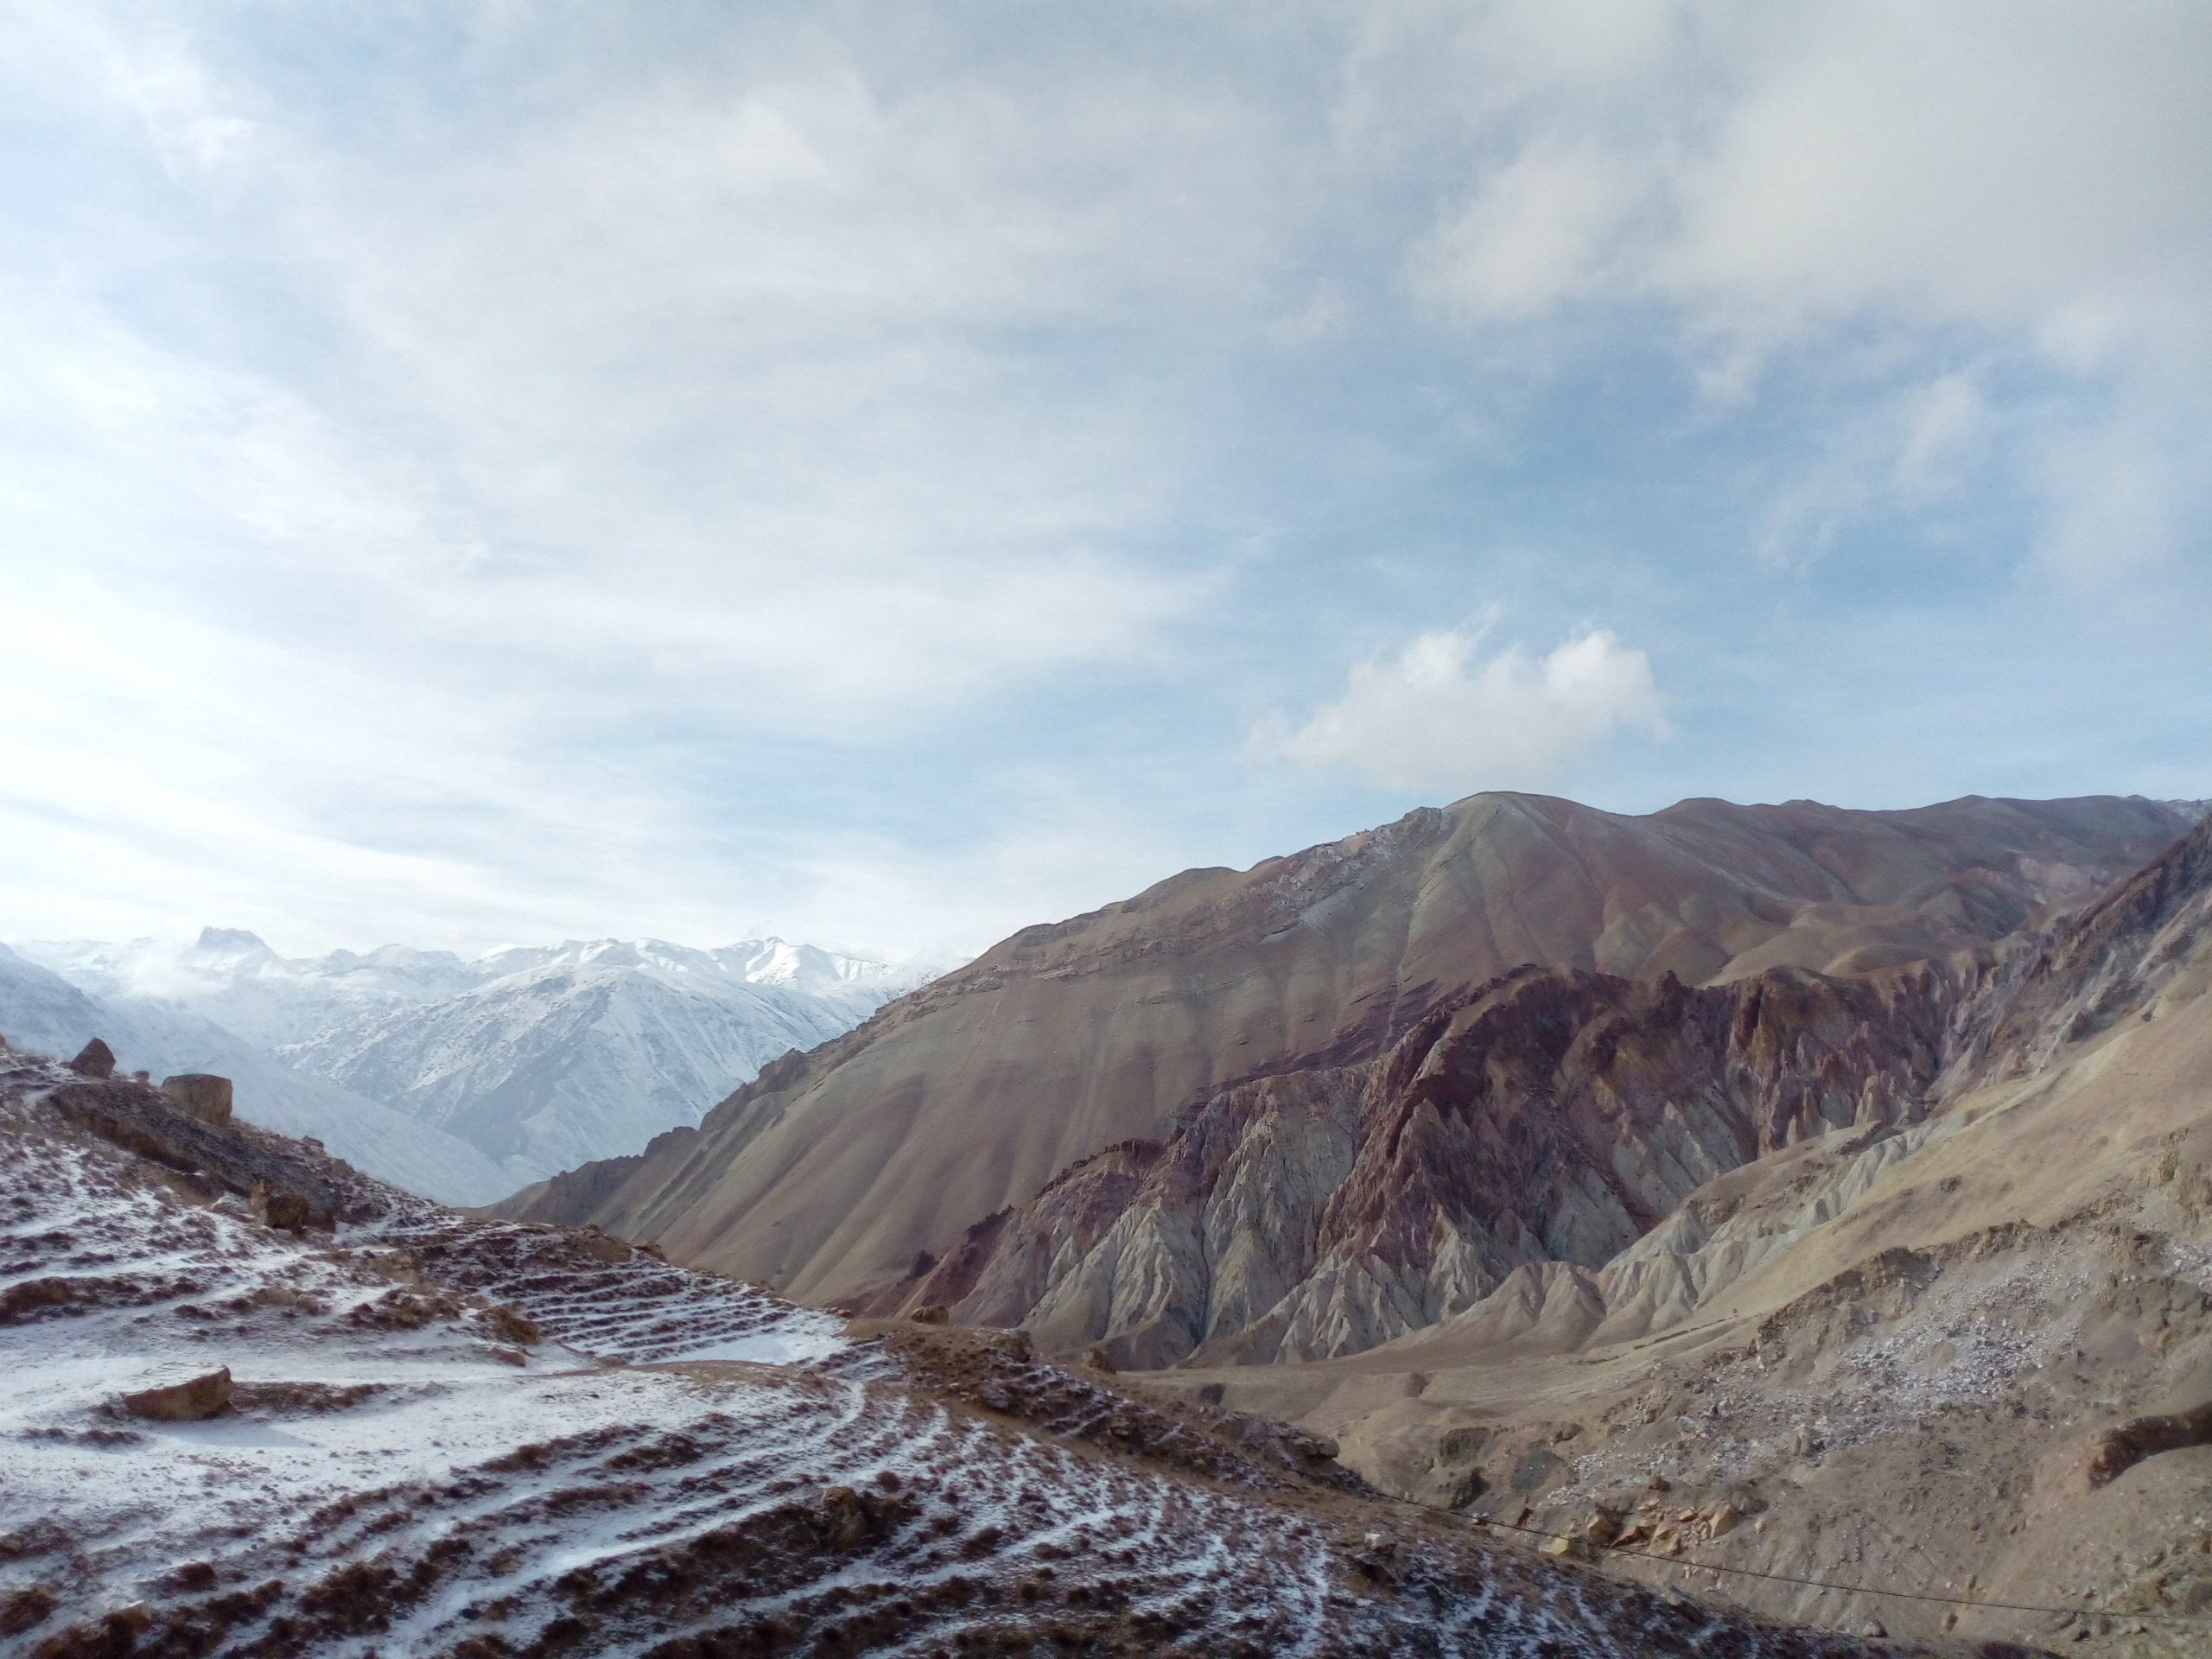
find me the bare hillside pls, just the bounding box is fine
[499,793,2187,1306]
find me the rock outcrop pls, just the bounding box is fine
[119,1366,232,1421]
[160,1072,234,1125]
[51,1075,356,1226]
[869,962,1971,1363]
[69,1038,115,1078]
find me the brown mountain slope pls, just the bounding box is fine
[499,792,2189,1306]
[1150,811,2212,1654]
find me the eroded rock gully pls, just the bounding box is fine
[868,961,1972,1366]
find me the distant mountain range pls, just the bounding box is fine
[1,928,946,1203]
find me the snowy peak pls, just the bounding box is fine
[188,925,277,960]
[7,927,957,1203]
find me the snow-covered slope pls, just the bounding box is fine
[283,940,926,1187]
[0,944,512,1204]
[19,927,480,1048]
[15,930,944,1196]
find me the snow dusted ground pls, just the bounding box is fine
[0,1055,1910,1656]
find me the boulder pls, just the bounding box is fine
[574,1224,632,1264]
[251,1182,316,1232]
[160,1074,233,1126]
[121,1366,232,1421]
[70,1039,117,1079]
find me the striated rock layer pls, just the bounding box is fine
[867,962,1972,1365]
[498,791,2188,1307]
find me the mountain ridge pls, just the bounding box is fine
[6,929,946,1198]
[499,790,2191,1308]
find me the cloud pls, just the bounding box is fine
[1757,370,1988,564]
[1405,0,2212,581]
[1255,625,1668,793]
[1409,141,1638,323]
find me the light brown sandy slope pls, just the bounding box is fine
[1136,814,2212,1656]
[499,793,2187,1306]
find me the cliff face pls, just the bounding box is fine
[498,791,2188,1309]
[868,962,1974,1365]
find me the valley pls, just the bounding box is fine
[0,1046,1961,1656]
[497,791,2212,1652]
[10,787,2209,1655]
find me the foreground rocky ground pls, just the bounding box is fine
[0,1050,2019,1656]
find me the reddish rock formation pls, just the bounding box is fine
[874,962,1970,1363]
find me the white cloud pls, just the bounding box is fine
[1255,625,1668,793]
[1758,370,1988,564]
[1410,142,1637,323]
[1405,0,2212,580]
[2031,415,2191,583]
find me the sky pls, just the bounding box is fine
[3,1,2209,959]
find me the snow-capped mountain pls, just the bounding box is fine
[21,928,480,1049]
[277,938,933,1187]
[0,944,513,1204]
[9,930,946,1200]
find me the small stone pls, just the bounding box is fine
[70,1039,117,1078]
[818,1484,870,1547]
[160,1073,233,1125]
[1859,1620,1885,1638]
[122,1366,232,1421]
